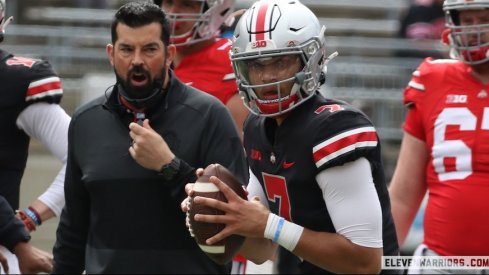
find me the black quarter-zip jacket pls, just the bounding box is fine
[53,71,248,274]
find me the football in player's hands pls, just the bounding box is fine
[187,163,247,265]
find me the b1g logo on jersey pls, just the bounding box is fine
[251,40,267,49]
[6,56,36,68]
[446,94,468,104]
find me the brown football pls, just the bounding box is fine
[187,163,247,265]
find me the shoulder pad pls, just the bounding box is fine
[312,110,378,169]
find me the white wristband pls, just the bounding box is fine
[263,213,304,252]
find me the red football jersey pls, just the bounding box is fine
[174,38,237,104]
[404,58,489,256]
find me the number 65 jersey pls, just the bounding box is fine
[404,57,489,256]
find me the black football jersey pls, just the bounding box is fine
[243,92,399,273]
[0,49,63,210]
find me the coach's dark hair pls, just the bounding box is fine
[111,1,170,46]
[153,0,163,7]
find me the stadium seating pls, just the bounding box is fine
[8,0,447,181]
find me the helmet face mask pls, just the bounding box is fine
[0,0,13,43]
[443,0,489,65]
[235,54,304,115]
[162,0,235,47]
[0,0,4,24]
[230,0,328,117]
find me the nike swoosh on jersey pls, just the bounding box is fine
[282,161,295,169]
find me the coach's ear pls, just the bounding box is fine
[165,44,176,68]
[107,43,115,66]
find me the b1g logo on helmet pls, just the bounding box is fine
[287,41,298,47]
[251,40,267,49]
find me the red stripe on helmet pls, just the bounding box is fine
[255,2,268,41]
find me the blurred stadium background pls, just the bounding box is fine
[6,0,445,261]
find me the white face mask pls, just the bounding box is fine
[0,0,13,43]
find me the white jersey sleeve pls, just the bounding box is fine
[16,102,70,216]
[316,157,383,248]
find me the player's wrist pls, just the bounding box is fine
[26,206,42,226]
[263,213,303,252]
[16,207,42,232]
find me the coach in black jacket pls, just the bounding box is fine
[52,2,248,274]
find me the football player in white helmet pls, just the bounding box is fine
[230,0,331,118]
[182,0,400,273]
[390,0,489,273]
[154,0,249,143]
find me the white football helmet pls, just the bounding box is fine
[443,0,489,64]
[165,0,235,47]
[0,0,13,43]
[230,0,333,117]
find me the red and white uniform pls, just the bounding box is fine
[174,38,237,104]
[404,57,489,256]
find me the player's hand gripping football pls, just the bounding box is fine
[129,119,175,171]
[181,169,271,245]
